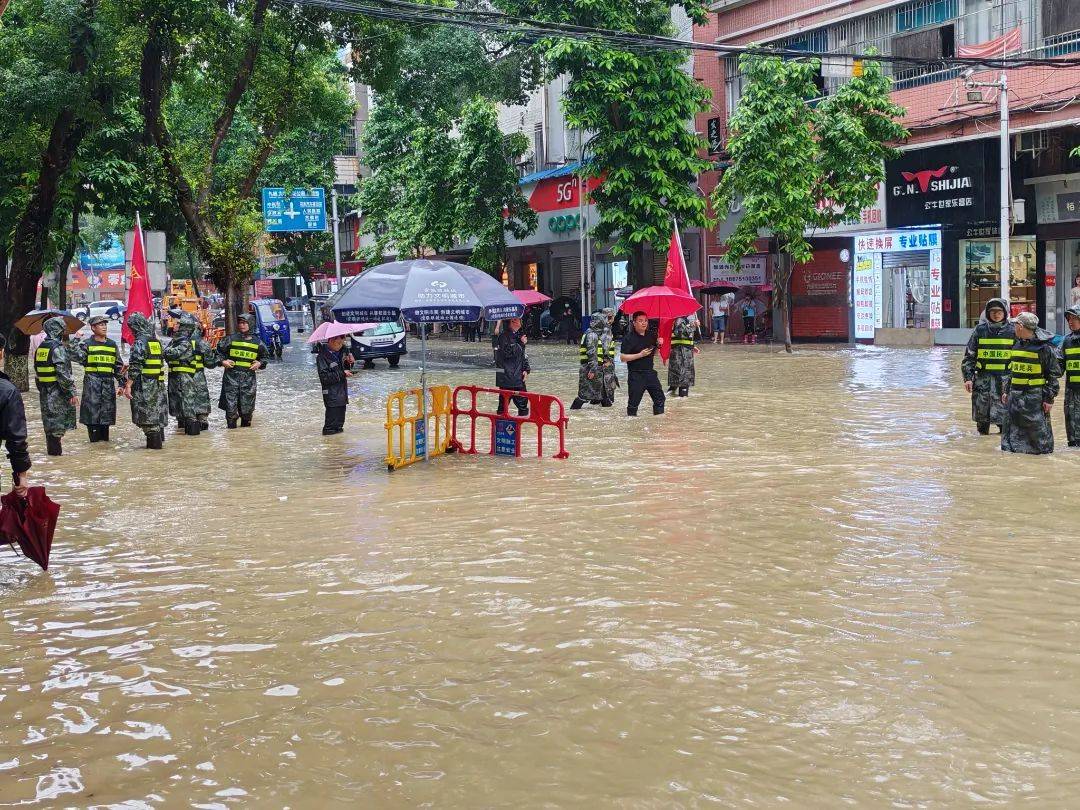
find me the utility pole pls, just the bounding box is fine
[331,186,343,288]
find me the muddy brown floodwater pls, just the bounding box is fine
[3,340,1080,807]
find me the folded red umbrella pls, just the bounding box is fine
[1,487,60,571]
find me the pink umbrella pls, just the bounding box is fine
[306,320,375,344]
[689,279,706,290]
[512,289,552,306]
[618,285,700,319]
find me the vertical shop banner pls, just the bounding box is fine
[873,253,884,330]
[853,254,876,339]
[929,249,943,329]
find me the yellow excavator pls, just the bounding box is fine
[160,279,224,347]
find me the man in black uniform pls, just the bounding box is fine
[493,317,530,416]
[0,335,31,496]
[619,310,665,417]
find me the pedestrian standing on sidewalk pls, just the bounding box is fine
[0,335,31,496]
[620,311,665,417]
[1001,311,1059,455]
[493,317,530,416]
[316,335,353,435]
[711,293,733,344]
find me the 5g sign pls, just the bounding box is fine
[555,181,576,204]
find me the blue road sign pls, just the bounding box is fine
[261,187,327,233]
[494,419,518,457]
[414,418,427,458]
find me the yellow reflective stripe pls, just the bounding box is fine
[1064,347,1080,357]
[1067,359,1080,372]
[1011,350,1040,360]
[34,347,51,362]
[671,339,694,346]
[170,366,196,374]
[982,363,1008,371]
[977,349,1011,359]
[1011,361,1041,375]
[191,340,204,370]
[979,338,1014,346]
[1012,378,1047,386]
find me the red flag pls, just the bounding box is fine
[658,226,692,363]
[122,213,153,345]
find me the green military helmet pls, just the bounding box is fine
[1065,306,1080,322]
[88,314,109,327]
[238,313,257,330]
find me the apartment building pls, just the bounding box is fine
[697,0,1080,342]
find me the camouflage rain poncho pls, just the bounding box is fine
[127,312,168,434]
[666,317,696,391]
[34,316,77,437]
[1001,327,1060,455]
[576,314,607,404]
[1061,307,1080,448]
[216,316,269,419]
[72,333,125,427]
[960,298,1013,430]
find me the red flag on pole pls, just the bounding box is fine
[122,212,153,345]
[657,225,692,363]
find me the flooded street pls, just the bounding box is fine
[4,339,1080,807]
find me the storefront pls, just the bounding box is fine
[853,229,944,340]
[1030,171,1080,335]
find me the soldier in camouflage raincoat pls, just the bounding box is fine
[666,317,698,397]
[190,316,218,431]
[165,315,204,436]
[1060,307,1080,448]
[125,312,167,449]
[216,314,268,428]
[961,298,1013,435]
[600,308,618,406]
[33,316,78,456]
[571,313,609,409]
[72,315,127,443]
[1001,311,1060,455]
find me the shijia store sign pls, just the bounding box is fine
[885,140,997,228]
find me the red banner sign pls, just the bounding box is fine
[528,175,602,213]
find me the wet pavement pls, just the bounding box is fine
[3,338,1080,806]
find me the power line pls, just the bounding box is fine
[275,0,1080,70]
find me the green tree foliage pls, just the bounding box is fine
[452,98,537,275]
[715,55,908,351]
[503,0,713,287]
[136,0,360,327]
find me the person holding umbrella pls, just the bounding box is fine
[33,316,78,456]
[0,334,31,496]
[316,333,354,435]
[493,317,530,416]
[71,315,127,443]
[619,311,665,416]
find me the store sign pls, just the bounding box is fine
[254,279,274,298]
[708,254,767,285]
[854,230,940,253]
[853,254,878,339]
[885,140,997,228]
[1057,192,1080,221]
[548,213,581,233]
[815,182,886,234]
[527,174,601,213]
[707,117,723,155]
[928,249,943,329]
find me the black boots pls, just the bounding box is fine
[200,420,209,431]
[977,422,991,435]
[653,404,665,415]
[101,426,109,441]
[145,430,164,450]
[87,426,111,442]
[226,416,238,429]
[46,435,62,456]
[240,415,252,427]
[678,388,688,398]
[570,398,584,410]
[184,419,201,436]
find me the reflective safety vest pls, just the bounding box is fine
[1009,348,1047,388]
[34,341,58,385]
[192,340,204,372]
[579,334,604,364]
[142,340,164,379]
[84,340,118,376]
[975,336,1013,373]
[1064,345,1080,389]
[227,339,260,369]
[169,339,197,375]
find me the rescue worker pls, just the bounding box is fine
[961,298,1014,435]
[216,314,268,428]
[72,315,127,443]
[1060,306,1080,447]
[1001,311,1060,455]
[124,312,167,449]
[316,334,353,434]
[600,307,618,407]
[493,317,530,416]
[620,311,665,416]
[666,316,699,397]
[164,315,203,435]
[0,334,31,495]
[33,316,78,456]
[571,313,608,409]
[190,315,219,431]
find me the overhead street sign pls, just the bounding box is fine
[262,187,327,233]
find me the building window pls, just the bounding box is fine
[896,0,958,33]
[959,237,1037,327]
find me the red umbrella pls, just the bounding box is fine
[689,279,706,290]
[618,285,700,319]
[1,488,60,571]
[511,289,552,306]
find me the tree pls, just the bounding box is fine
[452,98,536,275]
[714,55,908,351]
[136,0,361,329]
[504,0,714,287]
[0,0,125,387]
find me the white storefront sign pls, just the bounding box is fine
[708,254,767,285]
[853,229,942,339]
[812,182,887,235]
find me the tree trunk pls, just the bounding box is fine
[775,251,793,353]
[1,0,99,391]
[629,242,649,290]
[39,284,48,310]
[54,202,81,312]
